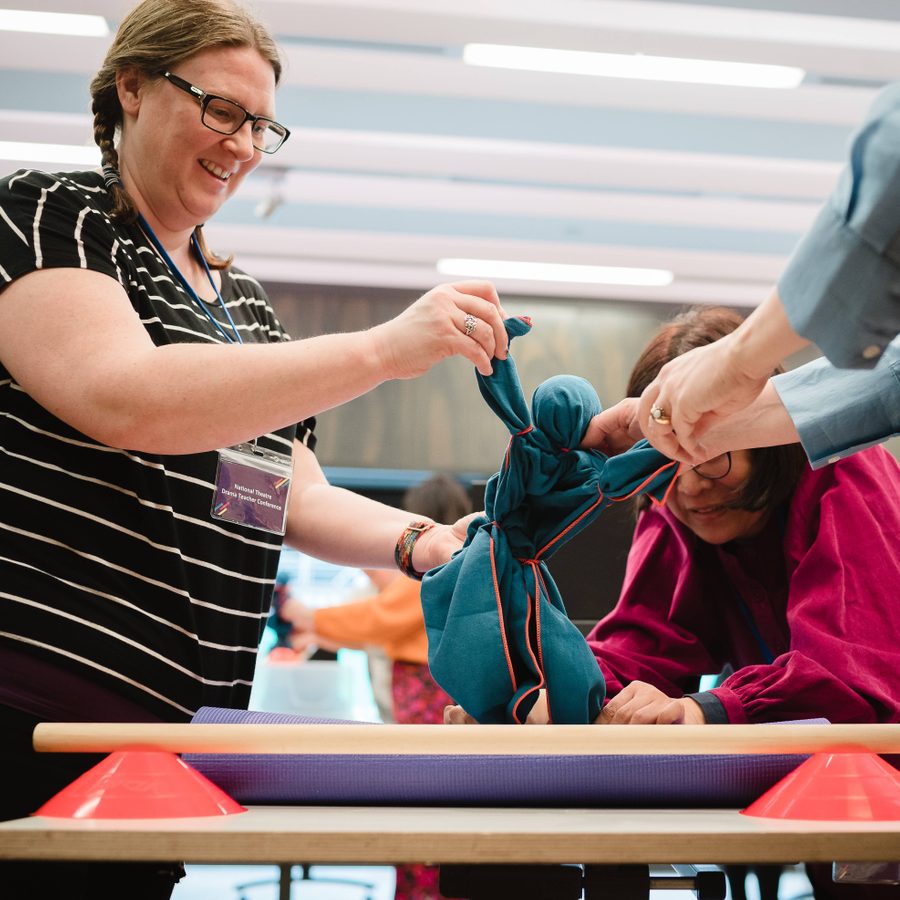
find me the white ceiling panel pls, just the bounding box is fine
[1,0,897,303]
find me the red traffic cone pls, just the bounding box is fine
[35,751,246,819]
[742,752,900,821]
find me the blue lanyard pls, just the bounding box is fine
[732,589,775,664]
[138,214,243,345]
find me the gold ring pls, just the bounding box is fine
[650,405,671,426]
[464,314,478,337]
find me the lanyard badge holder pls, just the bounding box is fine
[133,216,294,533]
[212,442,293,535]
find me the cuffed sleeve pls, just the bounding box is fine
[686,691,728,724]
[772,339,900,468]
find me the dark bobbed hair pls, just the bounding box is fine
[403,474,472,524]
[90,0,282,269]
[628,306,807,513]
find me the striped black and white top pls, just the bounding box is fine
[0,168,315,721]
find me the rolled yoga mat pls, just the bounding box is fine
[183,706,830,808]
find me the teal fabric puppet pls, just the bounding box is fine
[421,317,679,724]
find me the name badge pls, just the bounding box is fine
[212,443,293,535]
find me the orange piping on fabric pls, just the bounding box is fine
[511,567,546,724]
[534,485,605,560]
[489,528,517,692]
[502,424,534,472]
[533,562,554,725]
[610,459,681,506]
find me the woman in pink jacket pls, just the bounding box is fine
[587,306,900,900]
[588,306,900,730]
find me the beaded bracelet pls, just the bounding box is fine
[394,520,436,580]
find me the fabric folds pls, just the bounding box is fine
[421,317,679,724]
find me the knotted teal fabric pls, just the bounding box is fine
[421,317,679,724]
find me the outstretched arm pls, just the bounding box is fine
[0,268,507,455]
[285,443,470,571]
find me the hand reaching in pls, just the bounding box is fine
[580,397,643,455]
[637,333,769,463]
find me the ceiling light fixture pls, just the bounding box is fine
[437,258,674,287]
[463,44,805,89]
[0,141,101,165]
[0,9,109,37]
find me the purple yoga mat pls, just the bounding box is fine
[184,707,823,808]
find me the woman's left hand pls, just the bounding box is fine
[594,681,706,725]
[411,512,480,573]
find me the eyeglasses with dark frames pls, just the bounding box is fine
[689,451,733,481]
[162,71,290,154]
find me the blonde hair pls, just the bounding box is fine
[90,0,282,268]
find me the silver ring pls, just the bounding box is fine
[464,313,478,337]
[650,405,671,426]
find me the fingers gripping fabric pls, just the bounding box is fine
[421,318,679,724]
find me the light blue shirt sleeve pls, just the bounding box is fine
[772,338,900,468]
[778,83,900,369]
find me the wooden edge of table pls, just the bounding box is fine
[0,807,898,865]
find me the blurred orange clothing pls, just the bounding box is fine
[312,574,428,665]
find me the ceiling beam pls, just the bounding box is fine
[205,222,788,282]
[261,0,900,81]
[0,113,842,200]
[236,170,821,233]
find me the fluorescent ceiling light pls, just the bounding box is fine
[0,141,101,165]
[0,9,109,37]
[464,44,805,90]
[437,258,674,288]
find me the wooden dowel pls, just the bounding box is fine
[32,722,900,756]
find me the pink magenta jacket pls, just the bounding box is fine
[587,446,900,724]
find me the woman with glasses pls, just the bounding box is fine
[584,306,900,734]
[583,308,899,900]
[0,1,501,896]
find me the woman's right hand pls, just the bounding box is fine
[638,335,769,463]
[371,281,508,378]
[443,690,549,725]
[444,704,478,724]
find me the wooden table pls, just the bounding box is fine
[1,805,897,865]
[7,719,896,900]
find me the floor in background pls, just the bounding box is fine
[171,862,815,899]
[173,864,395,899]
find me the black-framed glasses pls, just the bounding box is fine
[162,71,290,154]
[690,451,733,480]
